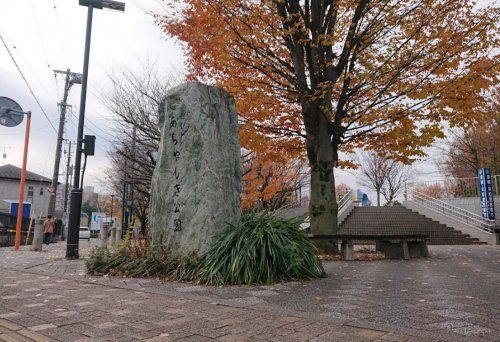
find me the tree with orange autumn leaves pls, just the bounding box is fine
[159,0,498,235]
[439,88,499,178]
[242,153,308,211]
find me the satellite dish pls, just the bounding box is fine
[0,97,24,127]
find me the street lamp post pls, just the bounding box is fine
[66,0,125,259]
[110,194,115,229]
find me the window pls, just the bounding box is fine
[27,186,33,197]
[39,187,43,196]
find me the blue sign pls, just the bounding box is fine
[9,202,31,218]
[478,168,495,220]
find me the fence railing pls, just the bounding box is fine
[338,188,353,213]
[410,175,499,199]
[270,189,353,215]
[270,197,310,217]
[0,212,31,231]
[407,188,495,233]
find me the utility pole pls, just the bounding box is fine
[48,69,82,217]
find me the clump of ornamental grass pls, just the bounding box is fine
[195,212,326,285]
[85,212,326,285]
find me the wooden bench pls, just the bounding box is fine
[308,234,429,260]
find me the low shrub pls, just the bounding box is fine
[85,212,326,285]
[86,238,194,278]
[86,247,111,273]
[196,212,325,285]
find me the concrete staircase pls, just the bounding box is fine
[338,206,485,245]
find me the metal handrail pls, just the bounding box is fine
[271,188,353,217]
[270,197,310,216]
[408,188,495,233]
[408,175,500,197]
[337,188,353,213]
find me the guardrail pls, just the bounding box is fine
[271,189,353,217]
[408,188,495,233]
[270,197,310,217]
[410,175,500,198]
[338,189,353,213]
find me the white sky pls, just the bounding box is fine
[0,0,184,191]
[0,0,468,201]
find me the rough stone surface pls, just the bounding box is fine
[149,82,241,256]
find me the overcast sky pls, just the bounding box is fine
[0,0,184,191]
[0,0,465,200]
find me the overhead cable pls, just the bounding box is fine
[0,33,58,134]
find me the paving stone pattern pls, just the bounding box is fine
[1,241,499,341]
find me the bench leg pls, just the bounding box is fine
[407,241,430,258]
[341,240,354,261]
[402,241,410,260]
[380,241,408,259]
[421,242,429,257]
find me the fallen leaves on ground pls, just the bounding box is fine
[318,250,385,261]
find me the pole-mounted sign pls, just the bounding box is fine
[0,96,31,251]
[478,168,495,220]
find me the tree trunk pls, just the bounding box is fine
[306,108,338,237]
[377,191,381,206]
[309,160,338,236]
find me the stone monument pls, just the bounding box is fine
[149,82,241,256]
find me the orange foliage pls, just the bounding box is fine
[158,0,498,226]
[440,89,500,177]
[416,183,446,199]
[159,0,498,163]
[242,154,307,211]
[335,183,350,199]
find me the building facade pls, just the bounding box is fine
[0,164,51,218]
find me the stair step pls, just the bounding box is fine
[338,206,483,245]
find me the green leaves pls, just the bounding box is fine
[195,212,326,285]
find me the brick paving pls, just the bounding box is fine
[1,241,499,341]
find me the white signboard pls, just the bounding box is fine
[91,212,104,230]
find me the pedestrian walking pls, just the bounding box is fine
[43,215,55,245]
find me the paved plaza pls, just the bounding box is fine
[0,241,498,341]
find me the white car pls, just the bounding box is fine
[79,227,91,241]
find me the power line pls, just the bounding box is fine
[69,111,115,145]
[28,0,61,102]
[52,0,67,65]
[71,106,116,140]
[2,32,58,104]
[28,0,51,69]
[0,123,53,136]
[0,32,58,134]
